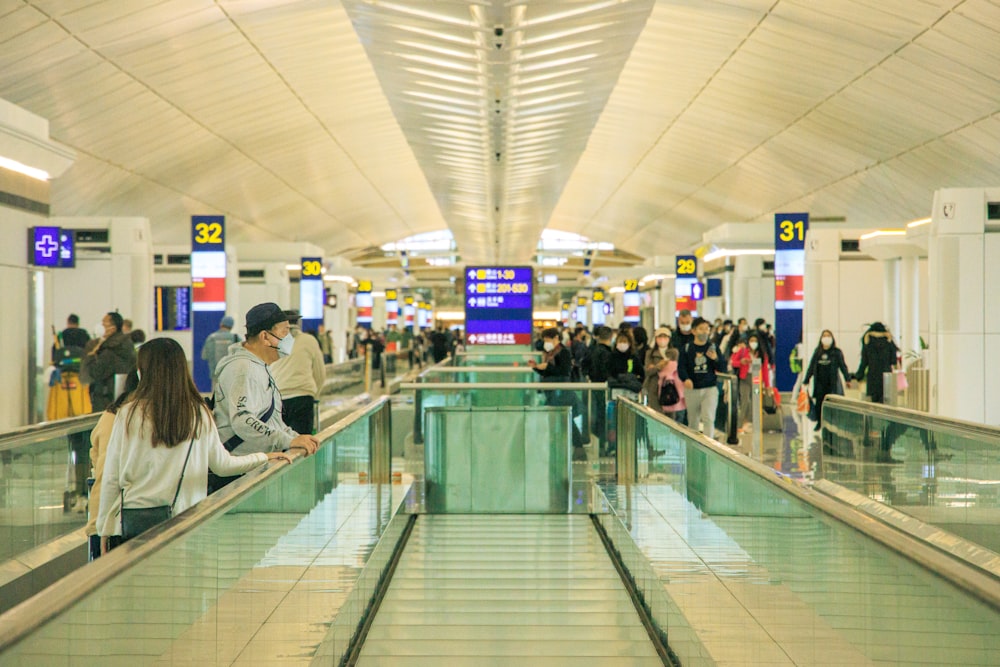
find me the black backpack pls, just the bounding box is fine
[658,380,680,407]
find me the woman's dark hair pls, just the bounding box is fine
[106,371,140,415]
[815,329,837,352]
[747,332,768,361]
[106,311,124,333]
[632,326,648,347]
[125,337,210,447]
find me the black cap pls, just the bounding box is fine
[246,302,288,335]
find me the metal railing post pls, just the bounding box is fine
[616,399,637,484]
[751,359,762,460]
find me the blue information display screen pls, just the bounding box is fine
[774,212,809,391]
[464,266,533,345]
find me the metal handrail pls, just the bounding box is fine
[402,382,608,391]
[614,396,1000,612]
[0,413,100,453]
[0,396,392,654]
[822,395,1000,442]
[421,366,535,374]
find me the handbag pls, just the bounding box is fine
[762,387,777,414]
[120,440,193,542]
[895,370,908,392]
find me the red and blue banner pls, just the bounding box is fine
[774,212,809,391]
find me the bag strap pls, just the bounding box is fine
[170,440,195,511]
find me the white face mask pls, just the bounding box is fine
[616,343,630,353]
[269,331,295,358]
[679,323,691,333]
[821,336,833,347]
[749,341,759,351]
[543,341,555,352]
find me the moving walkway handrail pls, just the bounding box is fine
[420,366,535,374]
[402,381,607,390]
[0,396,392,654]
[822,395,1000,442]
[0,413,100,452]
[615,396,1000,612]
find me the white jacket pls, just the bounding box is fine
[97,403,267,536]
[270,329,326,399]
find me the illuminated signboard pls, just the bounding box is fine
[403,295,415,330]
[675,255,698,316]
[300,257,324,331]
[576,296,588,326]
[561,302,571,325]
[191,215,226,392]
[774,212,809,391]
[154,286,192,331]
[30,226,60,267]
[591,288,606,326]
[623,279,640,324]
[385,289,398,327]
[356,280,373,329]
[464,266,533,345]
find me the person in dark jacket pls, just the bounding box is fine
[83,312,137,412]
[854,322,898,404]
[609,328,644,391]
[529,327,586,456]
[669,309,694,351]
[586,326,615,451]
[803,329,852,430]
[678,317,727,439]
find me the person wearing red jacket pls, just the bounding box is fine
[729,331,771,433]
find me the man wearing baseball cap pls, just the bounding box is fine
[210,303,319,492]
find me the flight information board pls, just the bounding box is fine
[464,266,533,345]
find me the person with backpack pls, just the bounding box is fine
[200,315,240,392]
[656,348,686,423]
[678,317,727,439]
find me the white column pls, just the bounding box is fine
[882,259,901,340]
[732,255,764,322]
[899,255,920,357]
[325,281,350,362]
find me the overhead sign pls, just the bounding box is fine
[464,266,533,345]
[623,279,640,324]
[774,212,809,391]
[30,226,66,267]
[707,278,723,297]
[356,279,373,329]
[675,254,698,316]
[385,289,399,327]
[300,257,323,332]
[191,215,227,392]
[591,288,606,326]
[403,295,415,330]
[561,302,571,326]
[691,281,705,301]
[576,295,588,326]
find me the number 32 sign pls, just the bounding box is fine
[192,215,225,250]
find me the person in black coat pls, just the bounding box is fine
[803,329,852,430]
[529,327,587,454]
[854,322,898,404]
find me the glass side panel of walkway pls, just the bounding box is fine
[2,385,1000,665]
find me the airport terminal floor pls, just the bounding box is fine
[2,356,1000,666]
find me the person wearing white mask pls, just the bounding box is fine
[528,327,588,457]
[678,318,727,439]
[210,303,319,493]
[643,328,674,413]
[803,329,852,431]
[669,309,695,351]
[730,331,772,433]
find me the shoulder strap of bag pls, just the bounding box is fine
[170,440,195,511]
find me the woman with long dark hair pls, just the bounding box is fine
[804,329,852,430]
[96,338,292,553]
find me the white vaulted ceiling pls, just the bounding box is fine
[2,1,1000,265]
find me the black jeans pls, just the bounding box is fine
[281,395,316,435]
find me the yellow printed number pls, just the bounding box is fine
[301,260,322,277]
[779,220,805,243]
[677,258,696,275]
[194,222,223,245]
[624,279,639,291]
